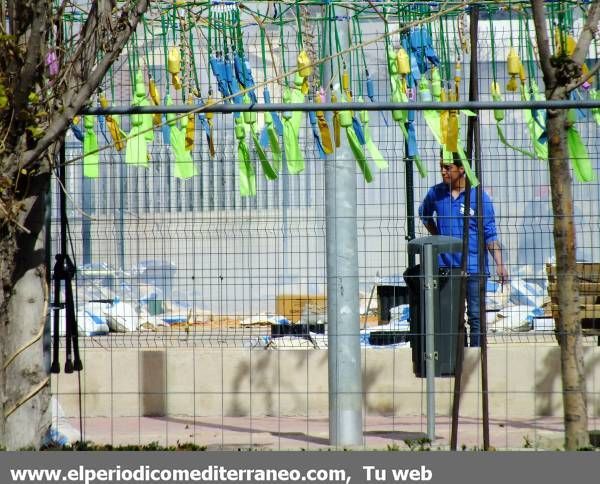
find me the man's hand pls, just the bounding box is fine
[496,263,509,286]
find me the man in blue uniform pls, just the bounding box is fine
[419,158,508,347]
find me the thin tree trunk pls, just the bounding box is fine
[0,174,51,450]
[546,110,589,450]
[0,0,149,449]
[530,0,593,450]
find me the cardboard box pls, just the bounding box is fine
[275,294,327,323]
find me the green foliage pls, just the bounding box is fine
[404,438,431,451]
[40,440,207,451]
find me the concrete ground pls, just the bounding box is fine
[64,415,600,451]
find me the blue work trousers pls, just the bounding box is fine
[466,276,486,347]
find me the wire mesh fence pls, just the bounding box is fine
[48,1,600,450]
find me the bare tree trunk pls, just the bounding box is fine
[0,0,149,449]
[530,0,595,450]
[0,164,51,450]
[546,111,589,450]
[0,155,50,450]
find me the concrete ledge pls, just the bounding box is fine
[52,344,600,419]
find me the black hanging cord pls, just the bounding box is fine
[50,140,83,374]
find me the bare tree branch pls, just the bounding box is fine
[366,0,387,24]
[572,0,600,65]
[12,2,48,114]
[530,0,557,89]
[20,0,149,170]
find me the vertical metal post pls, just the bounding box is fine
[469,5,490,450]
[325,6,363,447]
[81,148,92,265]
[280,151,290,285]
[404,145,416,268]
[423,243,436,441]
[44,154,54,374]
[119,155,126,271]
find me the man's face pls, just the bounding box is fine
[440,162,464,185]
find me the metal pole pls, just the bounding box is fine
[469,5,491,450]
[404,138,416,267]
[83,99,600,116]
[451,5,478,450]
[325,6,363,447]
[423,243,436,441]
[81,172,92,266]
[119,155,126,271]
[281,151,290,286]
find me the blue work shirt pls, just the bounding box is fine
[419,183,498,275]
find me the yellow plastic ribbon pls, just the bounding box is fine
[168,47,182,90]
[100,95,126,151]
[185,102,195,152]
[205,95,216,158]
[331,90,341,148]
[506,47,520,92]
[315,89,333,154]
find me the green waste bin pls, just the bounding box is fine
[404,236,463,377]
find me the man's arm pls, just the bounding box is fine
[424,221,438,235]
[482,193,508,284]
[487,240,508,285]
[419,187,437,234]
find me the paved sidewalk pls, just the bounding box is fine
[63,415,600,451]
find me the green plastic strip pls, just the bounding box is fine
[347,125,372,183]
[522,84,548,160]
[362,120,388,170]
[171,124,196,179]
[83,116,99,178]
[496,123,536,159]
[283,87,305,175]
[252,129,277,181]
[266,114,282,175]
[238,139,256,196]
[413,156,428,178]
[125,120,148,167]
[567,126,596,182]
[165,94,196,179]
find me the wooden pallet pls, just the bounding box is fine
[546,263,600,337]
[551,305,600,320]
[546,262,600,283]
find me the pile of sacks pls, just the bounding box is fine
[487,271,550,333]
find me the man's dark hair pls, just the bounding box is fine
[439,149,463,167]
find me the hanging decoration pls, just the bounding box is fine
[282,73,306,175]
[315,88,333,154]
[67,0,598,192]
[165,95,197,179]
[338,86,372,182]
[235,114,256,196]
[83,115,100,178]
[358,98,388,171]
[125,70,152,167]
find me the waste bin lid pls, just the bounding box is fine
[378,275,406,286]
[407,235,462,256]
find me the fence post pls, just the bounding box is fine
[325,6,363,447]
